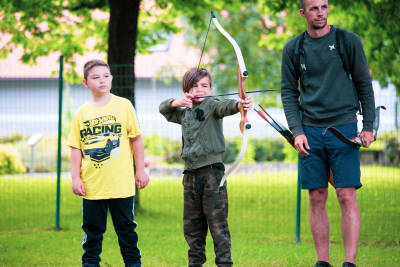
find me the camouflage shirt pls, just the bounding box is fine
[159,97,238,170]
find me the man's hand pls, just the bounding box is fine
[294,134,310,157]
[171,93,194,109]
[237,96,252,111]
[72,178,85,196]
[135,169,150,189]
[358,130,374,148]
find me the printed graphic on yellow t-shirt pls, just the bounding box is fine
[80,115,121,169]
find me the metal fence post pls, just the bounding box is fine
[296,160,301,243]
[55,55,63,230]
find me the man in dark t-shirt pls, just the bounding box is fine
[280,1,375,267]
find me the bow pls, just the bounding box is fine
[323,106,386,149]
[207,11,251,188]
[255,104,335,186]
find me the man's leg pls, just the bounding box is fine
[336,187,360,264]
[309,188,330,263]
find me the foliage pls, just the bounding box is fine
[0,0,248,83]
[0,144,26,174]
[184,4,282,107]
[383,130,400,166]
[282,140,298,163]
[143,135,183,165]
[0,133,26,144]
[251,137,285,162]
[15,135,70,173]
[222,138,239,164]
[258,0,400,94]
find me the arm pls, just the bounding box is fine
[281,42,304,137]
[159,97,189,124]
[130,134,149,189]
[70,147,85,196]
[348,32,375,132]
[281,42,310,156]
[347,33,375,147]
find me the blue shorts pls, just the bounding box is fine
[299,123,361,190]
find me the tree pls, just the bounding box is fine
[184,4,284,107]
[259,0,400,94]
[184,0,400,99]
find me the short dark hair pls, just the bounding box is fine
[83,59,110,80]
[300,0,305,9]
[182,68,212,93]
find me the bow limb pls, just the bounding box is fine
[324,105,386,149]
[211,11,250,188]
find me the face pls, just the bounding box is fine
[300,0,330,30]
[189,76,212,104]
[83,66,113,96]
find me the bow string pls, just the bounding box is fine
[198,11,251,188]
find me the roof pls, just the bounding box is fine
[0,33,200,80]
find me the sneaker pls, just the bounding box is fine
[342,262,356,267]
[313,261,333,267]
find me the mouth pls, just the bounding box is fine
[193,95,205,100]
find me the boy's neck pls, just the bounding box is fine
[90,93,112,107]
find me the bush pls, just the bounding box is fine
[143,134,299,165]
[0,144,26,174]
[384,131,400,166]
[252,138,285,162]
[223,139,239,164]
[16,135,70,173]
[143,135,183,165]
[0,134,26,144]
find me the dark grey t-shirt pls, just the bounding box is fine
[281,26,375,136]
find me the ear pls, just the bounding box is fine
[299,8,305,18]
[82,79,89,88]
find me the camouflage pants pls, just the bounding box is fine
[183,163,233,267]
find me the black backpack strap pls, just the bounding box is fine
[335,28,352,80]
[336,27,362,113]
[294,31,307,90]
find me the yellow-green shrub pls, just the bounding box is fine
[0,144,26,174]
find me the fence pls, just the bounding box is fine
[0,58,399,244]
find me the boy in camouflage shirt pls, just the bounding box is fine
[159,68,252,266]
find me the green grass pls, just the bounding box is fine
[0,166,399,266]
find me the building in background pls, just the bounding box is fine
[0,34,398,140]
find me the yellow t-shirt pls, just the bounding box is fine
[68,94,141,200]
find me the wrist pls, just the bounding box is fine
[170,99,177,108]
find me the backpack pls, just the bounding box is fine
[293,27,361,113]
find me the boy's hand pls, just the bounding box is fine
[171,93,194,108]
[135,169,150,189]
[72,178,86,196]
[237,96,252,111]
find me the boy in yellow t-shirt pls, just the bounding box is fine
[68,59,149,267]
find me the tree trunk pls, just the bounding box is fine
[107,0,140,107]
[108,0,141,208]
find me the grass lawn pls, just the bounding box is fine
[0,166,399,266]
